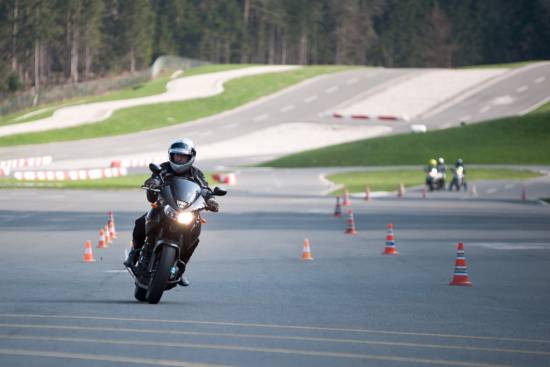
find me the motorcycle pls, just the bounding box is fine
[449,166,467,191]
[426,167,445,191]
[127,163,226,304]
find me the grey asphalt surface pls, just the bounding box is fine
[1,168,550,366]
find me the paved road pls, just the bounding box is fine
[1,170,549,366]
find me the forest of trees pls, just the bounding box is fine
[1,0,549,96]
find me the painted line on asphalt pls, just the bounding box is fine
[516,85,528,93]
[280,105,295,112]
[441,123,452,129]
[519,95,550,115]
[504,184,515,190]
[346,78,359,85]
[104,270,127,273]
[0,335,520,367]
[459,115,471,122]
[486,188,497,194]
[303,95,318,103]
[479,105,491,114]
[535,76,546,84]
[1,324,548,357]
[325,86,338,94]
[1,314,548,344]
[253,114,268,122]
[0,348,225,367]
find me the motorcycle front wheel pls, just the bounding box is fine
[146,246,177,304]
[134,284,147,302]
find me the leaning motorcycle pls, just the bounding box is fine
[127,163,226,304]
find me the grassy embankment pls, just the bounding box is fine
[263,102,550,192]
[0,65,356,147]
[328,169,542,194]
[0,64,250,126]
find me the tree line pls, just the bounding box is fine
[1,0,549,96]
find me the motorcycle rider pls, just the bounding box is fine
[124,138,219,286]
[449,158,467,191]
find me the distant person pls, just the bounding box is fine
[436,157,447,187]
[425,158,444,191]
[449,158,467,191]
[123,138,220,286]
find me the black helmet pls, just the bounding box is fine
[168,138,196,173]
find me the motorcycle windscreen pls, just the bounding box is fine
[169,178,201,209]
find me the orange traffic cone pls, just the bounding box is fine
[97,229,107,248]
[108,211,117,239]
[450,242,472,286]
[382,223,399,255]
[301,238,314,261]
[334,195,343,217]
[104,224,112,244]
[343,188,351,206]
[83,240,96,262]
[345,210,357,235]
[108,219,117,240]
[364,186,371,201]
[398,183,405,198]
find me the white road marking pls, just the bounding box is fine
[479,105,491,114]
[104,270,127,273]
[491,95,514,105]
[304,95,318,103]
[486,188,497,194]
[280,105,295,112]
[535,76,546,84]
[441,123,452,129]
[504,184,514,189]
[459,115,471,122]
[516,85,528,93]
[346,78,359,85]
[519,95,550,115]
[198,130,212,137]
[325,86,339,94]
[2,314,549,344]
[470,242,550,250]
[253,114,268,122]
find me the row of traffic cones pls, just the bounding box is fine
[331,194,472,285]
[83,211,118,262]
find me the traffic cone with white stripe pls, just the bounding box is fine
[345,210,357,235]
[97,229,107,248]
[108,211,117,239]
[343,188,351,206]
[382,223,399,255]
[450,242,472,286]
[104,224,112,244]
[364,186,371,201]
[334,196,343,217]
[83,240,96,262]
[301,238,314,261]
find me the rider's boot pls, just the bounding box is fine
[136,241,153,274]
[123,242,141,268]
[178,276,190,287]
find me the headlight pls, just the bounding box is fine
[176,212,194,224]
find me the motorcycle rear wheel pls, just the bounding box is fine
[146,246,177,304]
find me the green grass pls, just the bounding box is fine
[0,64,249,126]
[263,107,550,167]
[0,65,356,147]
[0,172,216,190]
[328,168,542,194]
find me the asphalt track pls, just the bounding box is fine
[0,168,549,367]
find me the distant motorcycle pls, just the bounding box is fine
[426,167,445,191]
[449,166,467,191]
[127,163,226,304]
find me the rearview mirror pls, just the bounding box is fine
[213,187,227,196]
[149,163,162,175]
